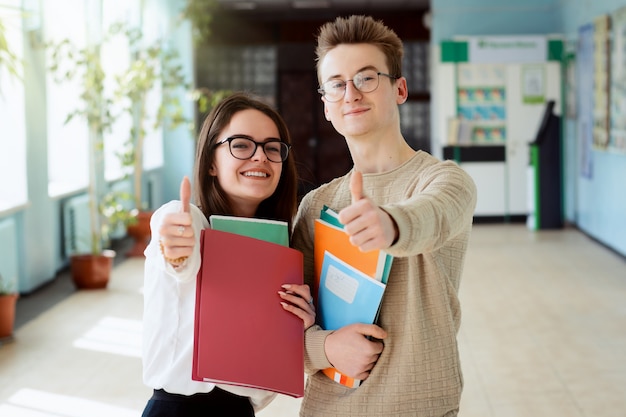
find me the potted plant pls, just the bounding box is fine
[47,36,134,289]
[66,191,136,289]
[110,23,191,256]
[0,272,18,340]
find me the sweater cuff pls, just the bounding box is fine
[304,325,333,373]
[379,204,411,256]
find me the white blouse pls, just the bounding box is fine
[141,200,276,412]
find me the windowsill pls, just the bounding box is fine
[48,182,88,200]
[0,201,31,218]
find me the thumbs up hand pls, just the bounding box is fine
[349,169,365,205]
[179,174,191,214]
[337,170,398,252]
[159,176,195,265]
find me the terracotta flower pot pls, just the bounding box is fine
[0,293,19,339]
[70,250,116,289]
[126,210,153,257]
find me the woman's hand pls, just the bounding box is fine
[158,177,194,266]
[279,284,315,329]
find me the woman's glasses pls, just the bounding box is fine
[215,135,291,163]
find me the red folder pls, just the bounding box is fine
[192,228,304,398]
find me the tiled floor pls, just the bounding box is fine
[1,224,625,416]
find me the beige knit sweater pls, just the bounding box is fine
[292,151,477,417]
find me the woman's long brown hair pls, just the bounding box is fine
[193,92,298,229]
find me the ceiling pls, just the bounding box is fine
[206,0,431,45]
[216,0,430,14]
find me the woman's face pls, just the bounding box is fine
[210,109,283,217]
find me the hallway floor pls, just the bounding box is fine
[1,224,625,416]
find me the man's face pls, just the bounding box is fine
[318,43,407,139]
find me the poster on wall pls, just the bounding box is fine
[456,63,507,145]
[593,15,611,151]
[578,24,594,179]
[521,65,545,104]
[610,6,626,154]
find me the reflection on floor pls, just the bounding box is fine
[1,224,625,417]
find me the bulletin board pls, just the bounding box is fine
[593,15,610,151]
[610,6,626,154]
[456,63,507,144]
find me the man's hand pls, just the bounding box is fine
[338,170,398,251]
[325,323,387,381]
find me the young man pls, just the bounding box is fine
[291,15,477,417]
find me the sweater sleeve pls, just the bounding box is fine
[292,193,335,374]
[302,326,334,373]
[382,159,477,258]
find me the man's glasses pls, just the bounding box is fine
[215,135,291,163]
[317,70,398,102]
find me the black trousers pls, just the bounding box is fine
[141,387,255,417]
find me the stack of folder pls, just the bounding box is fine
[314,206,393,388]
[192,215,304,398]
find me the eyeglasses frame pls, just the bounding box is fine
[317,71,399,102]
[215,135,291,163]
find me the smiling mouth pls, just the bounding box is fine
[243,171,269,178]
[345,107,368,116]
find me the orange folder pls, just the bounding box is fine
[313,218,389,298]
[192,228,304,398]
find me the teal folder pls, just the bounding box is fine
[209,215,289,247]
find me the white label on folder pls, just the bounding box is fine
[325,265,358,304]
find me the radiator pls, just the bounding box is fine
[0,218,19,292]
[62,194,92,256]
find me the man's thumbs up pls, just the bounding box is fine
[339,169,398,252]
[350,170,364,204]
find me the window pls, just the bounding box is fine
[0,0,28,212]
[102,3,133,182]
[198,45,277,106]
[102,1,164,180]
[46,0,174,197]
[45,0,89,198]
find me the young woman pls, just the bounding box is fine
[142,92,314,417]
